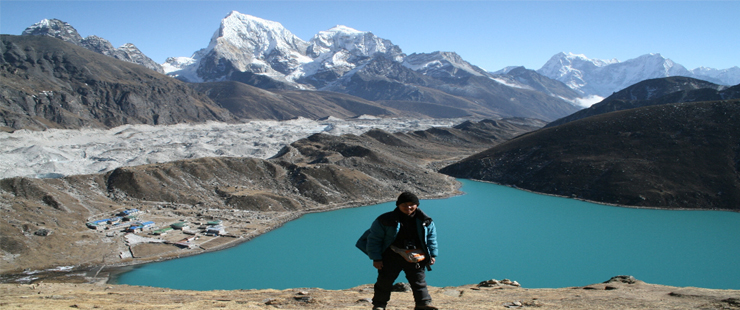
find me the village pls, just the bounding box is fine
[83,203,301,262]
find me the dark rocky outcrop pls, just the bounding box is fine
[0,35,235,131]
[441,100,740,211]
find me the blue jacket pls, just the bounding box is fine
[356,208,438,262]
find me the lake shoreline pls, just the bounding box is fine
[0,192,456,286]
[470,179,740,213]
[3,179,737,289]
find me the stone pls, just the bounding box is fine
[392,282,411,292]
[605,275,637,284]
[503,300,524,308]
[478,279,499,287]
[263,298,281,305]
[34,229,52,236]
[294,296,313,303]
[722,298,740,306]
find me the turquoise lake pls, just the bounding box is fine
[114,179,740,290]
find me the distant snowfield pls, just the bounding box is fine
[0,117,463,179]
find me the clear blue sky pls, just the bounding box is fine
[1,1,738,72]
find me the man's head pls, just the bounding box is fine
[396,191,419,215]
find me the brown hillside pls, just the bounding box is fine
[441,100,740,210]
[189,81,404,120]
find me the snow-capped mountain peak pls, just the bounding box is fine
[166,14,407,87]
[168,11,312,83]
[538,52,617,78]
[307,25,402,60]
[327,25,364,35]
[537,52,694,97]
[287,25,405,88]
[22,19,83,44]
[216,11,308,58]
[691,66,740,85]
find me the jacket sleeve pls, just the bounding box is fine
[425,221,438,258]
[366,219,387,261]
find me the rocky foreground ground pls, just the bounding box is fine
[1,276,738,309]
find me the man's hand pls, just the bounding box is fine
[429,257,436,265]
[373,261,383,270]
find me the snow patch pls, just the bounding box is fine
[561,95,604,108]
[489,77,531,90]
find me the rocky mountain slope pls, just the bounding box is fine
[323,52,581,121]
[188,81,401,120]
[441,100,740,211]
[0,119,540,274]
[546,76,738,127]
[21,19,164,73]
[538,52,740,97]
[494,66,584,105]
[0,35,235,131]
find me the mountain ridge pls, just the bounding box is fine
[546,76,739,127]
[22,19,164,73]
[18,15,739,108]
[538,52,740,98]
[159,11,581,121]
[18,13,580,122]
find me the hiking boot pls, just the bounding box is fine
[372,307,385,310]
[415,302,439,310]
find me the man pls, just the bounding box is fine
[357,192,439,310]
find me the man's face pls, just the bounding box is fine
[398,202,418,215]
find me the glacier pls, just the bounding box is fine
[0,118,464,180]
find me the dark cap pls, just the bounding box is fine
[396,191,419,207]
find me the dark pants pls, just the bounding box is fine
[373,249,431,307]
